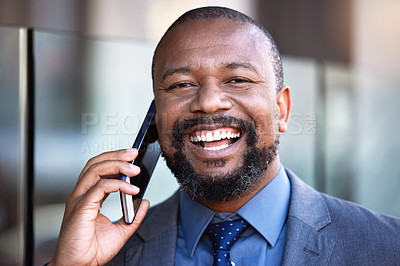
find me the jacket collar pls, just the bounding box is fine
[282,168,335,265]
[136,191,180,241]
[125,191,180,265]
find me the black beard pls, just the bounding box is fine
[161,115,279,203]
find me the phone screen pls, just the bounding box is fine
[120,100,161,224]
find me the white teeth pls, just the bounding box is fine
[213,131,221,140]
[221,131,227,139]
[190,130,241,143]
[206,132,213,141]
[203,144,230,151]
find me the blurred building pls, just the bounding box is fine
[0,0,399,265]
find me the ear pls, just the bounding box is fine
[276,86,292,133]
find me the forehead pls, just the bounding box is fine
[153,19,271,77]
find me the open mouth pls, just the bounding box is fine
[188,127,241,151]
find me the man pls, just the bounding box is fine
[49,6,400,266]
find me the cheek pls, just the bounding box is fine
[256,119,278,143]
[247,98,278,143]
[157,111,174,136]
[256,113,279,147]
[155,95,194,135]
[155,96,179,131]
[156,117,174,155]
[155,101,186,155]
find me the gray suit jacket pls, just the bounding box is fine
[109,169,400,265]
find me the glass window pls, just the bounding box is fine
[0,25,19,266]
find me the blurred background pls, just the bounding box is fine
[0,0,399,265]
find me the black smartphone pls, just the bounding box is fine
[120,100,161,224]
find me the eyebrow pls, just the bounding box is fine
[160,62,259,82]
[161,66,192,82]
[224,62,258,73]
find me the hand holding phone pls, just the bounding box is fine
[120,100,161,224]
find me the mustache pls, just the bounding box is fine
[171,115,258,149]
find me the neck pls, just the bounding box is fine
[200,156,281,213]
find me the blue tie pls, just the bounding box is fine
[206,219,248,266]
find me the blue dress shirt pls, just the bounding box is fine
[175,166,291,265]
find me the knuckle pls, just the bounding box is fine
[86,151,109,167]
[98,178,116,187]
[86,156,98,167]
[86,161,102,173]
[64,194,79,214]
[97,178,108,186]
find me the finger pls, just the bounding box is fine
[72,160,141,200]
[75,179,140,220]
[78,149,138,181]
[115,199,150,242]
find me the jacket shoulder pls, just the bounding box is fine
[322,193,400,264]
[322,192,400,239]
[285,168,400,265]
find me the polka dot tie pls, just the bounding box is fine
[206,219,248,266]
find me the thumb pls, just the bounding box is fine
[116,199,150,241]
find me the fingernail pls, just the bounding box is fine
[131,185,140,193]
[129,164,140,171]
[126,148,135,152]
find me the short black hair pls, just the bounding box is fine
[152,6,283,91]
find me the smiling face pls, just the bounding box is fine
[153,18,290,205]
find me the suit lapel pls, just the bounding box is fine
[126,192,180,266]
[282,169,335,265]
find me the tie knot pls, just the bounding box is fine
[206,219,248,251]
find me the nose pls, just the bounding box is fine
[189,81,232,114]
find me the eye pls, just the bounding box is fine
[230,78,248,83]
[226,77,253,85]
[167,82,193,91]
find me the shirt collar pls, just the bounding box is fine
[179,165,291,256]
[179,189,216,257]
[237,165,291,247]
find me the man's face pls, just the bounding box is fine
[153,19,287,202]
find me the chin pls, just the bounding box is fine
[163,139,279,202]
